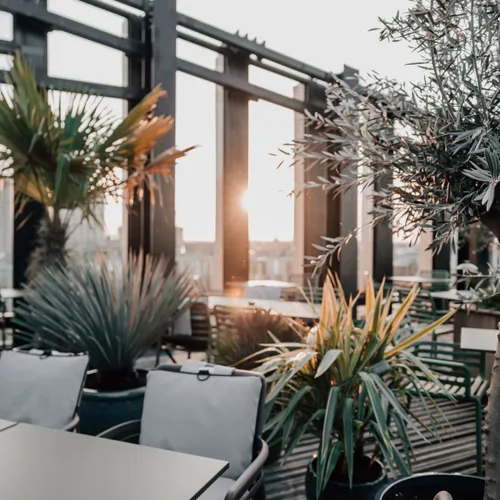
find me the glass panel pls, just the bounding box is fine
[248,100,294,281]
[48,31,127,87]
[47,0,128,37]
[175,73,216,292]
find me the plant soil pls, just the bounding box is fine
[85,368,147,392]
[331,455,382,485]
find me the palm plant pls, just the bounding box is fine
[13,251,192,391]
[0,52,193,280]
[258,274,454,498]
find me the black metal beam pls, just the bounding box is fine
[177,13,334,82]
[215,52,250,290]
[0,71,143,100]
[79,0,144,20]
[114,0,146,10]
[249,57,311,85]
[177,58,308,113]
[0,40,15,55]
[150,0,176,268]
[177,30,225,54]
[0,0,144,55]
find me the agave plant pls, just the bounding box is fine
[13,251,192,390]
[258,274,454,498]
[0,52,193,280]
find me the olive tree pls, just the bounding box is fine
[291,2,500,498]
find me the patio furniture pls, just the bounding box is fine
[395,287,453,341]
[0,421,228,500]
[207,295,320,320]
[410,341,488,474]
[419,270,453,291]
[390,275,454,286]
[0,349,89,431]
[159,301,214,364]
[99,361,269,500]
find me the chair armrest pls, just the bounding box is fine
[225,438,269,500]
[418,357,472,392]
[97,420,141,443]
[63,413,80,432]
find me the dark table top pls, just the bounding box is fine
[0,423,228,500]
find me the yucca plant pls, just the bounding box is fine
[13,251,192,391]
[0,52,193,281]
[258,274,454,499]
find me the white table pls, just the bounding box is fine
[460,327,499,353]
[231,280,298,289]
[207,295,320,319]
[0,422,228,500]
[390,276,454,285]
[430,290,474,302]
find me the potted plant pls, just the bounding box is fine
[0,52,193,281]
[290,0,500,497]
[214,307,301,463]
[13,251,192,435]
[258,274,454,500]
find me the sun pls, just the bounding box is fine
[241,190,250,212]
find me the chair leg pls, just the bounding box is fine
[187,351,191,360]
[165,348,177,364]
[252,483,266,500]
[474,398,484,476]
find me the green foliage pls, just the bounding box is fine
[14,252,192,385]
[0,53,192,220]
[215,308,300,371]
[291,1,500,267]
[258,274,454,495]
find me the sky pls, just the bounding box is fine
[0,0,419,242]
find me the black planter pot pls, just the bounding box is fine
[305,455,388,500]
[375,473,484,500]
[78,370,147,436]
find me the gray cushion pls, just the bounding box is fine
[173,308,192,336]
[198,477,235,500]
[0,350,89,429]
[140,363,262,480]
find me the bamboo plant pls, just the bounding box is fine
[0,52,193,280]
[258,274,454,498]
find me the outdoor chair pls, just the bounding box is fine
[159,301,214,364]
[419,269,452,291]
[408,341,488,475]
[99,361,269,500]
[0,349,89,431]
[394,287,453,341]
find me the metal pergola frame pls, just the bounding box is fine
[0,0,402,293]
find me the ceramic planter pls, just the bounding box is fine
[375,473,484,500]
[78,370,147,436]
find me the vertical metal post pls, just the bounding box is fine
[150,0,177,267]
[292,83,331,283]
[214,52,249,291]
[12,0,48,287]
[127,11,150,256]
[293,77,358,297]
[373,173,394,283]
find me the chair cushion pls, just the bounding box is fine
[140,366,262,480]
[198,477,235,500]
[0,350,89,429]
[173,308,192,336]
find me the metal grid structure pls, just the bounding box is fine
[0,0,402,292]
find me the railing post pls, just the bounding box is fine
[213,51,250,292]
[150,0,177,268]
[12,0,48,287]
